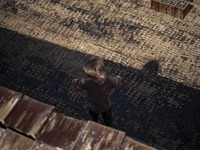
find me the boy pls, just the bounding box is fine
[72,56,121,127]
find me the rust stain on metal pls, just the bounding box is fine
[0,129,37,149]
[5,95,54,139]
[120,137,157,150]
[37,112,86,150]
[73,121,125,150]
[0,86,22,124]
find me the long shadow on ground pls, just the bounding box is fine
[0,27,200,150]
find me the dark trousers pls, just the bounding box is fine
[88,108,112,127]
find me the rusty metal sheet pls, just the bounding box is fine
[73,121,125,150]
[5,95,54,138]
[0,129,37,150]
[37,112,86,150]
[120,137,157,150]
[0,86,22,124]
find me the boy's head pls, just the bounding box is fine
[83,56,106,78]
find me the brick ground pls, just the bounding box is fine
[0,0,200,149]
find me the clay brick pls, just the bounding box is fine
[121,137,157,150]
[151,0,157,10]
[5,96,54,138]
[37,112,86,150]
[193,0,200,5]
[0,129,36,149]
[155,0,161,11]
[175,0,193,19]
[159,0,169,14]
[0,86,22,125]
[73,121,125,150]
[0,129,57,150]
[167,0,181,16]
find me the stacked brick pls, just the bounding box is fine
[151,0,193,19]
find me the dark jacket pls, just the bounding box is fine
[73,76,121,113]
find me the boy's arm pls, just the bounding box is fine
[72,78,87,96]
[106,76,122,96]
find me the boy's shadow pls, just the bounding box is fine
[114,59,200,150]
[132,60,161,97]
[141,60,160,77]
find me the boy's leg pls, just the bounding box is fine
[88,108,100,122]
[101,108,112,127]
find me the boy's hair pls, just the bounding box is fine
[83,56,106,78]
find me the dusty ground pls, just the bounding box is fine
[0,0,200,149]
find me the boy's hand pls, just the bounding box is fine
[72,78,81,89]
[72,78,87,96]
[115,76,122,85]
[72,78,79,85]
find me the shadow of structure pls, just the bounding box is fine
[0,27,199,150]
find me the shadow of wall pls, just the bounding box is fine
[0,27,199,150]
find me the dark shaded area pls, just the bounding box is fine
[0,27,200,150]
[142,60,159,74]
[2,0,18,14]
[50,0,60,4]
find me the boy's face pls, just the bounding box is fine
[87,73,105,79]
[98,73,105,78]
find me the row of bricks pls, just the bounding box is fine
[151,0,193,19]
